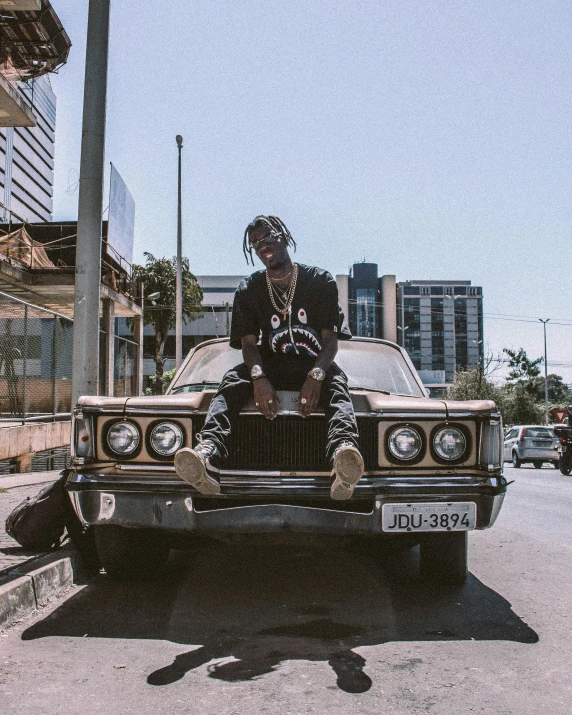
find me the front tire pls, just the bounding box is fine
[512,452,522,468]
[419,531,468,587]
[94,526,169,580]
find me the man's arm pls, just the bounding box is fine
[297,328,338,418]
[241,334,280,420]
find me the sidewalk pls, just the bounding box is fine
[0,470,84,629]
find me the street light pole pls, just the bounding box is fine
[175,135,183,369]
[539,318,550,424]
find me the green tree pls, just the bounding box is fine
[527,373,571,405]
[132,253,203,395]
[450,368,506,408]
[502,388,544,426]
[503,347,542,389]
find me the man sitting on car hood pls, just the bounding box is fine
[174,215,364,500]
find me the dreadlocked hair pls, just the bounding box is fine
[242,215,297,265]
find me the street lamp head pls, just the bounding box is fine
[176,135,183,148]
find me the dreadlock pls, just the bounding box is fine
[242,215,297,265]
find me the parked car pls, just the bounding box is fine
[67,338,507,586]
[503,425,559,468]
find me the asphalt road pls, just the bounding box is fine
[1,464,570,714]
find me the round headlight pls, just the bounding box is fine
[107,421,140,455]
[388,426,423,461]
[150,422,183,456]
[433,427,466,461]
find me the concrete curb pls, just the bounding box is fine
[0,547,83,630]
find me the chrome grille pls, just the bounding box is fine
[191,416,378,471]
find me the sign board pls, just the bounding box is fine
[554,409,567,424]
[107,164,135,267]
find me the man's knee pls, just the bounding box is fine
[219,363,251,389]
[325,363,349,392]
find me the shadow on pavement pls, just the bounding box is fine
[21,537,539,694]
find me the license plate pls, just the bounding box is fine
[382,502,477,532]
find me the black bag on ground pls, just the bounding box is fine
[5,474,68,551]
[5,471,101,571]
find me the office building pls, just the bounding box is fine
[0,75,56,222]
[396,280,484,390]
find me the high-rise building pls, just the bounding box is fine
[396,280,484,391]
[0,75,56,222]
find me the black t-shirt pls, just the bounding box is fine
[230,264,351,360]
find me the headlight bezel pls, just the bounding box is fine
[430,423,471,464]
[479,418,503,470]
[103,420,142,458]
[147,420,185,459]
[386,424,425,464]
[71,410,95,461]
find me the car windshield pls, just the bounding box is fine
[169,339,425,397]
[524,427,554,438]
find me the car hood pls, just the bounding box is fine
[362,393,497,416]
[78,392,213,412]
[78,391,497,418]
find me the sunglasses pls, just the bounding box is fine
[250,230,282,251]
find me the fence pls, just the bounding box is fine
[0,291,139,421]
[0,292,74,421]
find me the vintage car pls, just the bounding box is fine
[67,337,507,585]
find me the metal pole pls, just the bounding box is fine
[175,135,183,368]
[51,317,57,418]
[72,0,111,407]
[539,318,550,424]
[22,304,27,423]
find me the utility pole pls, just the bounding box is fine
[72,0,111,407]
[539,318,550,424]
[175,135,183,368]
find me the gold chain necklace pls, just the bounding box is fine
[265,263,300,354]
[265,263,298,317]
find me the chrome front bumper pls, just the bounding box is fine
[67,472,507,536]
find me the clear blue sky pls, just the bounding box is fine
[50,0,572,383]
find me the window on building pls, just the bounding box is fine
[355,288,376,337]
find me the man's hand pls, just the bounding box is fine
[253,378,281,420]
[297,376,322,418]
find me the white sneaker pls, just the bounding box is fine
[174,442,221,495]
[330,443,364,500]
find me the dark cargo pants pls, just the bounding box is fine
[198,359,359,464]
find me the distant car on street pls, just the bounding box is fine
[67,338,507,586]
[503,425,559,468]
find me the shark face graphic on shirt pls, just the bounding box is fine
[268,308,322,357]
